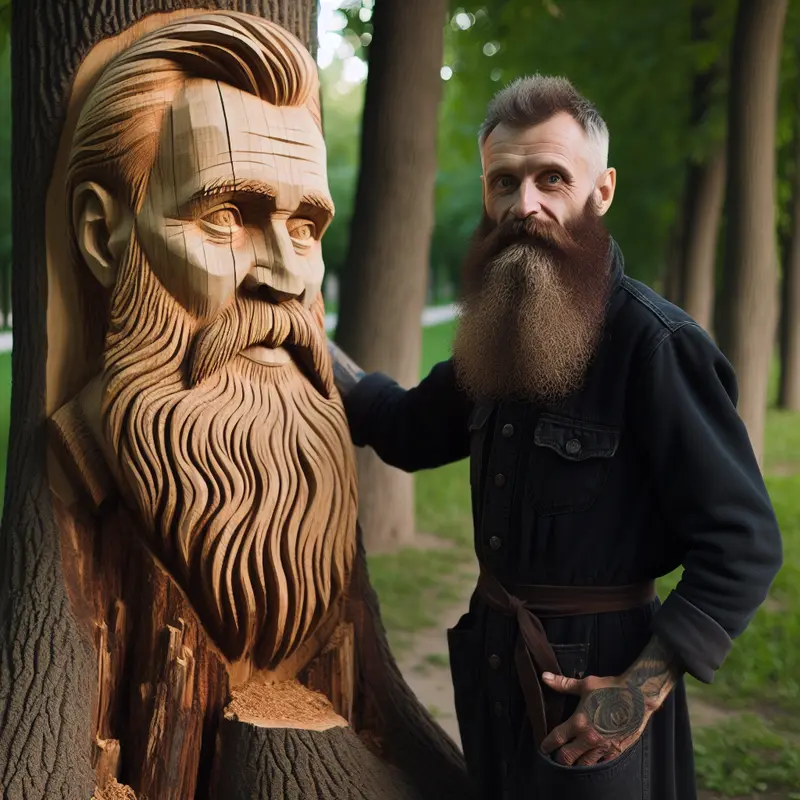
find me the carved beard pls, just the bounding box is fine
[100,233,358,669]
[453,200,612,403]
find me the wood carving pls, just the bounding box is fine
[1,4,474,800]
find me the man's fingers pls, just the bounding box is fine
[540,720,573,755]
[574,747,606,767]
[541,672,583,695]
[554,743,585,766]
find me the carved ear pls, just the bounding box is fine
[72,181,133,288]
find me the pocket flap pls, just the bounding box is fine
[534,414,620,461]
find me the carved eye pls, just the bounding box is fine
[287,219,316,241]
[202,206,242,229]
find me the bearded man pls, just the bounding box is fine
[329,75,783,800]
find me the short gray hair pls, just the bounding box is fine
[479,75,609,171]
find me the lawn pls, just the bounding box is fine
[1,323,799,796]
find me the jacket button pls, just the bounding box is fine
[566,438,582,456]
[494,473,506,487]
[502,423,514,438]
[489,654,501,669]
[489,536,502,551]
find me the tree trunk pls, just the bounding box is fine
[715,0,788,464]
[682,144,726,332]
[334,0,447,551]
[672,0,726,329]
[1,3,472,798]
[778,68,800,410]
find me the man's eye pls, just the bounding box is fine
[288,219,316,241]
[202,206,242,228]
[495,175,516,190]
[545,173,563,185]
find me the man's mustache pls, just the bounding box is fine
[188,296,334,397]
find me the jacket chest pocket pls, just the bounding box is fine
[527,414,620,516]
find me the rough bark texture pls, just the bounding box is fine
[213,722,421,799]
[334,0,447,551]
[681,145,726,332]
[716,0,788,464]
[778,57,800,411]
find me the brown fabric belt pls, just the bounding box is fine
[476,566,656,748]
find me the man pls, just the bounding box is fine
[329,75,783,799]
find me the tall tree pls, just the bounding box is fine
[335,0,447,550]
[0,3,471,799]
[779,39,800,411]
[716,0,788,463]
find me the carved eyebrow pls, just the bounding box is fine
[187,178,276,206]
[300,192,334,214]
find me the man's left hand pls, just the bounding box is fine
[539,672,652,767]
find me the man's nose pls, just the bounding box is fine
[510,179,542,219]
[241,221,305,301]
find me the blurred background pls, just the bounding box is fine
[1,1,799,795]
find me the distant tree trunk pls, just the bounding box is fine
[335,0,447,551]
[682,144,726,331]
[716,0,788,464]
[778,63,800,410]
[672,0,726,330]
[662,220,685,306]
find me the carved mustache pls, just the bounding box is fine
[188,296,334,397]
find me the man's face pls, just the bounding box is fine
[137,78,333,365]
[481,112,605,228]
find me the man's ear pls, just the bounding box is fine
[72,181,133,288]
[593,168,617,217]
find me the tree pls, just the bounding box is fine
[716,0,789,463]
[0,3,472,798]
[674,0,728,332]
[335,0,448,550]
[778,37,800,411]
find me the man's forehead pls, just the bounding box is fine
[166,78,328,194]
[481,113,592,168]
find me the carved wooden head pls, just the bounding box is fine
[53,12,358,670]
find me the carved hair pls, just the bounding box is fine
[65,11,320,360]
[478,74,609,171]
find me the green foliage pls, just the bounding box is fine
[693,715,800,795]
[0,30,8,325]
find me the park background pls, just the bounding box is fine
[0,0,799,796]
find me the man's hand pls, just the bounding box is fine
[540,634,682,766]
[327,339,366,397]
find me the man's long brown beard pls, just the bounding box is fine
[453,200,612,403]
[100,234,358,669]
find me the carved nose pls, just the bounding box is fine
[242,265,305,301]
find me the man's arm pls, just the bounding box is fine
[327,340,473,472]
[541,321,782,765]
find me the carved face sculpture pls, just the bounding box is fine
[61,14,358,669]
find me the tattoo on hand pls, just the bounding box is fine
[583,636,681,741]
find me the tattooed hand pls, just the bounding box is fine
[539,635,683,767]
[327,339,366,397]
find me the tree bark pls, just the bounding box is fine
[1,3,472,798]
[715,0,788,464]
[334,0,447,551]
[672,0,726,330]
[778,73,800,411]
[682,144,726,332]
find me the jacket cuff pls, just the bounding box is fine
[342,372,396,447]
[652,591,732,684]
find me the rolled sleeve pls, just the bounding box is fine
[635,322,782,681]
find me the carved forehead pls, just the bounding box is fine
[160,78,329,201]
